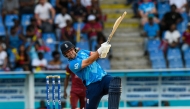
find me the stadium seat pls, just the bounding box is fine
[97,58,111,70]
[44,52,53,62]
[184,48,190,60]
[0,16,3,26]
[147,40,161,52]
[157,2,170,20]
[50,0,56,7]
[42,33,57,52]
[177,12,188,35]
[167,48,182,60]
[151,59,167,69]
[42,33,56,44]
[0,25,6,36]
[76,41,90,50]
[168,58,183,68]
[149,50,165,61]
[5,14,18,27]
[185,59,190,68]
[21,14,33,27]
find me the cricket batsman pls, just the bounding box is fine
[60,41,122,109]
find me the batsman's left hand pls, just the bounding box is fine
[99,42,111,58]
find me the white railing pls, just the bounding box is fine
[0,68,190,109]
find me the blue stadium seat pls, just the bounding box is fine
[0,25,6,36]
[5,14,18,27]
[50,0,56,7]
[167,48,182,60]
[177,12,188,35]
[184,48,190,60]
[168,58,184,68]
[185,59,190,68]
[21,14,33,27]
[97,58,111,70]
[42,33,56,52]
[157,2,170,20]
[42,33,56,44]
[76,41,90,50]
[147,40,161,52]
[151,59,167,69]
[149,50,165,61]
[44,52,53,62]
[0,16,3,26]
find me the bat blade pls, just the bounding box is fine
[107,11,127,43]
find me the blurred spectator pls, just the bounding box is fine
[6,26,25,50]
[0,37,7,50]
[37,100,47,109]
[54,7,72,39]
[138,0,159,25]
[13,19,24,35]
[128,0,139,18]
[28,17,42,39]
[19,0,35,15]
[32,52,47,71]
[82,14,102,50]
[143,14,160,39]
[143,14,160,53]
[70,0,87,21]
[87,0,102,22]
[27,41,50,60]
[160,4,183,31]
[164,24,181,48]
[61,19,76,45]
[47,51,62,70]
[55,0,73,13]
[34,0,55,33]
[81,0,92,8]
[73,16,86,42]
[13,44,30,71]
[2,0,19,18]
[169,0,187,13]
[0,44,8,71]
[182,22,190,52]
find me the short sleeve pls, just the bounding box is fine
[46,2,52,9]
[69,59,82,73]
[164,31,169,39]
[32,59,38,66]
[2,51,7,58]
[34,5,40,14]
[54,14,61,24]
[175,31,181,38]
[66,66,71,75]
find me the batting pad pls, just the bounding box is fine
[108,77,122,109]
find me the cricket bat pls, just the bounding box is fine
[101,11,127,58]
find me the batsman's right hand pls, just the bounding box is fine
[100,42,111,58]
[63,91,67,99]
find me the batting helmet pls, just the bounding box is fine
[60,41,75,54]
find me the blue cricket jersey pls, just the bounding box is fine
[68,50,107,86]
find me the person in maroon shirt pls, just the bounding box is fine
[82,14,102,50]
[182,23,190,52]
[64,66,86,109]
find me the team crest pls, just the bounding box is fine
[65,44,68,48]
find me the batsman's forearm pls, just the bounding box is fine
[81,51,99,68]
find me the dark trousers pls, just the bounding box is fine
[85,75,113,109]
